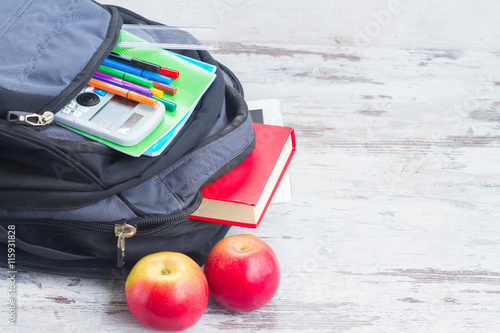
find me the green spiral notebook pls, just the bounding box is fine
[66,30,217,157]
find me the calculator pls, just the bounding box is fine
[55,86,164,146]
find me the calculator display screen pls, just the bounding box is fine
[117,113,143,134]
[89,95,139,130]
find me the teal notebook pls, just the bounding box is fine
[67,30,216,157]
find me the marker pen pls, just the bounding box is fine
[150,87,164,98]
[159,67,179,79]
[102,58,173,85]
[152,96,177,112]
[93,72,153,97]
[88,78,158,107]
[98,65,154,88]
[152,80,177,95]
[109,52,160,73]
[109,52,180,79]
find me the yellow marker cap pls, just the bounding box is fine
[151,87,164,98]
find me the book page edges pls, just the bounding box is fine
[190,133,294,226]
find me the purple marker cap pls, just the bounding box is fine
[121,81,153,97]
[94,72,153,97]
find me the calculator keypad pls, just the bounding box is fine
[61,87,107,118]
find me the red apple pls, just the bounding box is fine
[204,234,280,311]
[125,252,208,331]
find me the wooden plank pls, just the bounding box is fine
[100,0,500,51]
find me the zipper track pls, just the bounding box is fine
[41,7,123,115]
[5,191,203,236]
[132,191,203,236]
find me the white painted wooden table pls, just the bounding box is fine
[2,1,500,331]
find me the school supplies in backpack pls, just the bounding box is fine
[0,1,254,278]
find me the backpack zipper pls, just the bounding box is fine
[3,7,123,127]
[7,191,203,268]
[115,222,137,268]
[6,111,55,126]
[112,194,202,268]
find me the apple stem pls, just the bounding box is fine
[161,269,171,275]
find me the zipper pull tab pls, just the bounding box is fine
[114,223,137,268]
[7,111,54,126]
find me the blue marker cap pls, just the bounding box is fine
[141,71,173,85]
[94,89,107,96]
[102,58,172,85]
[102,58,142,76]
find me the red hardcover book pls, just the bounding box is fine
[189,123,296,228]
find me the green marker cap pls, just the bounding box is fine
[98,65,124,79]
[123,72,154,89]
[152,96,177,112]
[97,65,154,89]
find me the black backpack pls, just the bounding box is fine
[0,1,254,278]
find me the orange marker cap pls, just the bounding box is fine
[128,91,158,107]
[88,78,157,107]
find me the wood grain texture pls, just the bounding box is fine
[2,0,500,332]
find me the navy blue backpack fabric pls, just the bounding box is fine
[0,1,254,278]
